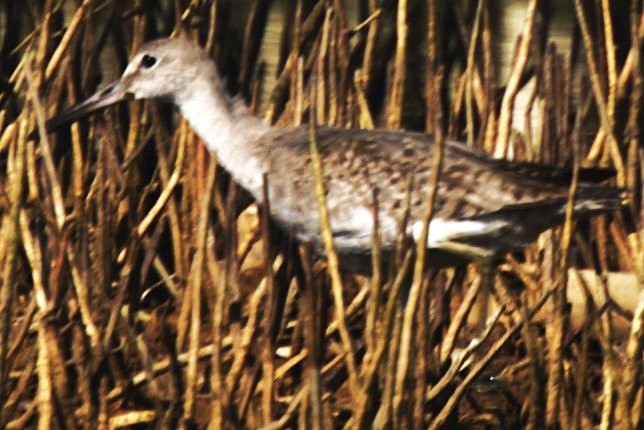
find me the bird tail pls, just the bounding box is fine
[572,185,625,215]
[459,185,627,256]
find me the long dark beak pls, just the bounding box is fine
[44,80,130,133]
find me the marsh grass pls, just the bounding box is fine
[0,1,642,428]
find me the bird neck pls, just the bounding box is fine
[175,65,270,196]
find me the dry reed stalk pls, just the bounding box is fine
[495,0,538,159]
[307,100,361,403]
[424,0,442,133]
[0,0,640,428]
[574,0,626,185]
[392,76,444,426]
[208,193,225,429]
[623,294,644,426]
[183,157,215,422]
[440,269,483,364]
[0,115,27,419]
[257,180,274,425]
[364,189,381,363]
[386,0,407,129]
[464,0,484,147]
[521,299,545,430]
[359,255,416,414]
[430,280,560,429]
[544,145,580,428]
[570,279,591,430]
[299,243,323,430]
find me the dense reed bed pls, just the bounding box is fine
[0,1,641,428]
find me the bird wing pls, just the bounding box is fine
[258,126,619,256]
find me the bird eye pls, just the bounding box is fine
[140,54,157,69]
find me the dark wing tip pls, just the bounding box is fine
[576,167,617,183]
[493,159,617,185]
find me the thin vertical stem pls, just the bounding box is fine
[185,158,216,423]
[495,0,538,158]
[387,0,408,128]
[573,0,625,186]
[308,82,361,403]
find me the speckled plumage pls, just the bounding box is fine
[252,127,620,260]
[45,38,623,266]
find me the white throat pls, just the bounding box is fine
[175,73,271,197]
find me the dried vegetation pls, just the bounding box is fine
[0,0,642,429]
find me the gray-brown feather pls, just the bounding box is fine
[247,126,620,260]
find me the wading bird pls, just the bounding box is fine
[42,38,623,271]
